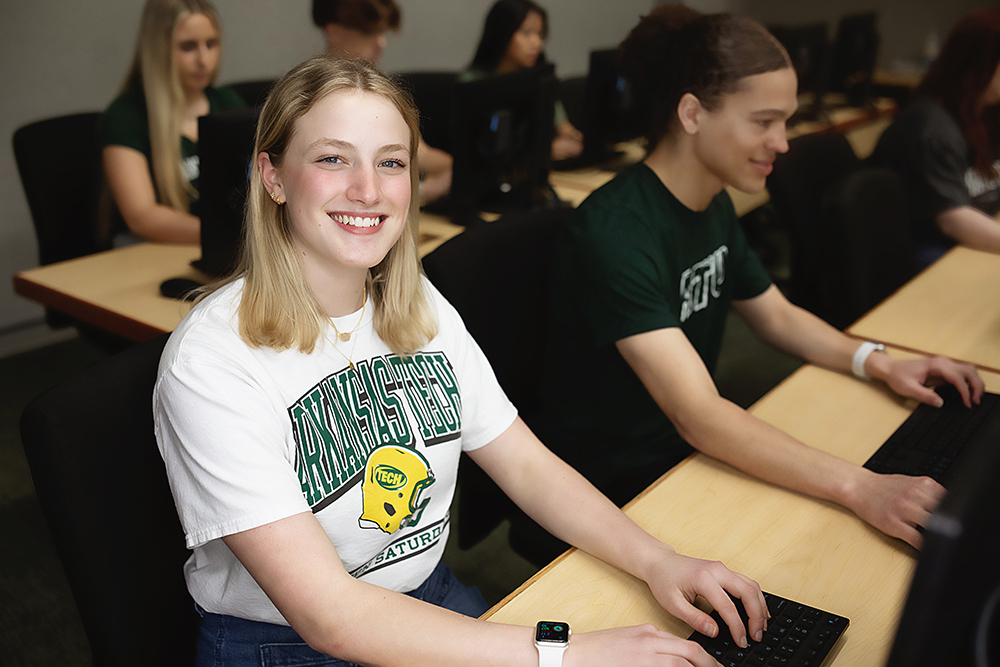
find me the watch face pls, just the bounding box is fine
[536,621,570,644]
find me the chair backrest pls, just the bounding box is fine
[19,334,197,667]
[422,206,573,548]
[768,131,861,319]
[226,78,276,108]
[818,166,917,328]
[13,112,108,267]
[395,71,458,154]
[422,206,572,414]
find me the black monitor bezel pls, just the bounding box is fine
[449,64,557,222]
[884,408,1000,666]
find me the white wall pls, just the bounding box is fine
[0,0,652,346]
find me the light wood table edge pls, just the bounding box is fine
[12,272,167,342]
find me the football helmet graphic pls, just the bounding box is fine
[359,445,435,534]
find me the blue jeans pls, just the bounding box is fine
[195,562,488,667]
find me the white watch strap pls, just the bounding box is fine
[852,341,885,380]
[536,643,568,667]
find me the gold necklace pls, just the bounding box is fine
[328,333,360,372]
[327,286,367,372]
[330,285,367,342]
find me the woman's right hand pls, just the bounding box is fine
[565,625,719,667]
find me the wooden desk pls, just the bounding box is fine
[12,213,465,342]
[13,98,896,342]
[849,246,1000,373]
[13,243,204,342]
[873,67,924,92]
[485,363,1000,665]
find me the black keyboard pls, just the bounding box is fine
[864,385,999,486]
[688,592,849,667]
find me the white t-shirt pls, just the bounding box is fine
[154,277,517,625]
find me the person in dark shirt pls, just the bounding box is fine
[870,8,1000,266]
[100,0,244,245]
[312,0,453,205]
[518,5,984,567]
[464,0,584,160]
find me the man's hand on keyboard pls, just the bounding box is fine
[865,354,984,408]
[844,467,946,549]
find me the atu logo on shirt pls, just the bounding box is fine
[679,245,728,323]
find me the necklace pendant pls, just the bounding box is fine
[338,332,351,342]
[348,360,356,372]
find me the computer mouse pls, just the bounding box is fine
[160,277,204,302]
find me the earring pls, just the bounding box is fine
[269,190,283,205]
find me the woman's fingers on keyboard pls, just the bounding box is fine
[696,569,766,648]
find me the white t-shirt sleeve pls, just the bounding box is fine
[155,348,310,549]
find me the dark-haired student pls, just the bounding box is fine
[870,8,1000,267]
[312,0,453,205]
[463,0,583,160]
[517,6,984,566]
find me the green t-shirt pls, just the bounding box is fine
[533,162,772,503]
[99,85,245,199]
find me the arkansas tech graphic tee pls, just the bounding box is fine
[154,277,516,626]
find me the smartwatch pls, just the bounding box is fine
[852,341,885,380]
[535,621,571,667]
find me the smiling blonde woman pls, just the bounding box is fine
[154,56,772,667]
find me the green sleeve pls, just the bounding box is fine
[99,89,151,158]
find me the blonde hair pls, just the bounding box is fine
[121,0,222,213]
[231,56,436,356]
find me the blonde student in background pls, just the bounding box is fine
[101,0,244,245]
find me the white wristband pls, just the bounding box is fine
[852,341,885,380]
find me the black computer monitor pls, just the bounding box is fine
[769,23,829,122]
[449,64,558,224]
[194,106,258,277]
[576,48,643,165]
[884,415,1000,666]
[828,12,879,107]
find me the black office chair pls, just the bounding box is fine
[227,78,276,108]
[20,334,198,667]
[768,131,861,321]
[422,206,573,550]
[817,166,917,328]
[13,112,111,328]
[13,112,108,266]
